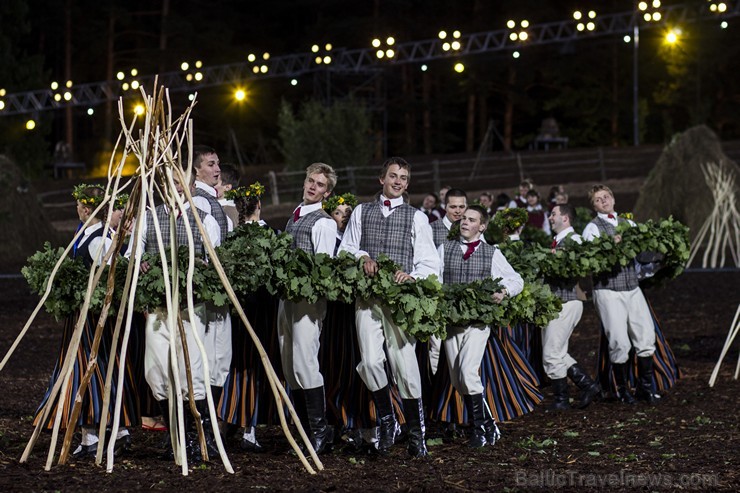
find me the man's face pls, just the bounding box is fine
[214,179,232,199]
[380,164,410,199]
[446,196,467,222]
[439,187,450,203]
[460,210,485,241]
[479,194,492,208]
[549,205,568,233]
[302,172,331,205]
[422,195,436,210]
[331,204,352,232]
[195,152,221,188]
[592,190,615,215]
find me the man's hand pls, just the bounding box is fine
[362,256,379,277]
[394,270,414,283]
[140,261,151,274]
[491,288,507,304]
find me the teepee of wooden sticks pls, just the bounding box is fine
[0,81,322,476]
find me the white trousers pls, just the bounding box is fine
[145,304,207,401]
[355,299,422,399]
[593,287,656,363]
[277,298,326,390]
[443,325,491,395]
[541,300,582,379]
[203,303,232,388]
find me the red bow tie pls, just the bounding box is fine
[463,240,481,260]
[551,239,558,249]
[607,213,615,219]
[383,199,392,208]
[293,207,301,222]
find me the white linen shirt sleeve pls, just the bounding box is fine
[312,217,339,257]
[491,248,524,297]
[203,214,221,247]
[437,244,445,280]
[87,234,114,266]
[410,210,441,280]
[582,222,600,241]
[337,204,368,259]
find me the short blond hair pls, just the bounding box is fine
[305,162,337,192]
[588,184,614,205]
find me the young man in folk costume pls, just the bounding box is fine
[430,188,468,248]
[582,184,658,404]
[543,204,601,410]
[339,157,440,457]
[437,205,523,447]
[190,146,234,455]
[215,163,241,227]
[130,173,222,460]
[278,163,339,454]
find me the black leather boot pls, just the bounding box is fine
[158,399,174,461]
[463,394,487,448]
[636,356,659,404]
[402,398,428,458]
[567,364,602,409]
[483,402,501,446]
[372,386,397,454]
[612,362,636,405]
[548,378,570,411]
[185,405,203,463]
[304,386,334,454]
[196,399,219,459]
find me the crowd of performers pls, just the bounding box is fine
[35,149,680,463]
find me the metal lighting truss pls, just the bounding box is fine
[0,1,737,116]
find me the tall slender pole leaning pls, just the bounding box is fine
[708,304,740,387]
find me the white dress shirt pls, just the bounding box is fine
[83,222,114,266]
[291,201,338,257]
[195,181,234,232]
[582,212,636,241]
[554,226,582,245]
[437,239,524,296]
[339,195,440,280]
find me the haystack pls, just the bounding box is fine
[633,125,740,241]
[0,156,59,271]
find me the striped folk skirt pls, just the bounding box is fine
[321,301,406,430]
[597,300,681,395]
[218,289,284,427]
[34,310,139,430]
[431,326,543,424]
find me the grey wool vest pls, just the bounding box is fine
[284,208,331,254]
[442,239,494,284]
[591,216,639,292]
[145,205,208,256]
[431,219,450,248]
[547,233,580,302]
[360,201,415,273]
[193,187,229,240]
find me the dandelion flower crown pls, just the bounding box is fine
[225,181,266,201]
[323,193,358,213]
[72,184,105,208]
[492,207,529,233]
[73,184,129,210]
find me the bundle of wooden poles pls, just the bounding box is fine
[0,81,322,476]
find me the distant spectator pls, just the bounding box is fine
[495,192,513,212]
[548,185,566,211]
[514,179,535,208]
[525,189,551,235]
[436,185,452,217]
[478,192,493,214]
[419,192,442,223]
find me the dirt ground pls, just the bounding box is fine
[0,271,738,492]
